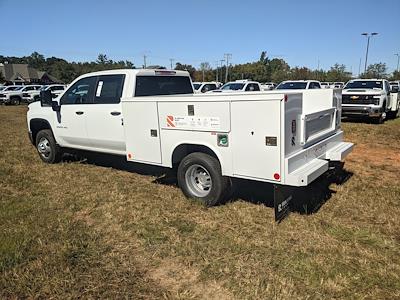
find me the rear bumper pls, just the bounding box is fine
[342,105,382,117]
[284,131,353,186]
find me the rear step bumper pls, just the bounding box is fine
[284,131,353,186]
[286,159,328,186]
[325,142,353,161]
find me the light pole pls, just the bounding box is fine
[361,32,378,73]
[395,53,400,73]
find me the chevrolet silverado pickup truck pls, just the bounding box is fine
[342,79,391,123]
[27,69,353,212]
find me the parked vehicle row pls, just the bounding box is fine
[0,84,67,105]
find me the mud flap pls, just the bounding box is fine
[274,184,295,222]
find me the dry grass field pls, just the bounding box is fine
[1,105,399,299]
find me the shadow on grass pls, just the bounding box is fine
[63,151,353,216]
[230,162,353,215]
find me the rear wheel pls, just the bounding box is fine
[35,129,62,163]
[177,152,230,206]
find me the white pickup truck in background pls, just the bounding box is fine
[276,80,322,90]
[193,82,218,93]
[389,81,400,118]
[27,69,353,213]
[24,84,67,103]
[341,79,392,123]
[210,80,261,93]
[1,85,42,105]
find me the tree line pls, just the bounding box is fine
[1,51,398,84]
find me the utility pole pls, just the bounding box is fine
[361,32,378,73]
[219,59,225,83]
[169,58,175,70]
[224,53,232,83]
[215,61,219,82]
[358,58,362,78]
[395,53,400,73]
[143,54,147,68]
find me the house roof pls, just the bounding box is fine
[0,63,61,83]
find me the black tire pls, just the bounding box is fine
[11,97,21,105]
[177,152,230,206]
[372,113,384,124]
[35,129,62,163]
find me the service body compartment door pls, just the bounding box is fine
[122,101,162,164]
[231,100,281,181]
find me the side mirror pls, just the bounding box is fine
[51,100,60,112]
[40,90,53,107]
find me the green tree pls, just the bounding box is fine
[325,63,351,82]
[362,63,387,79]
[175,62,196,79]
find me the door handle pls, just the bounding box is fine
[110,111,121,116]
[75,111,84,115]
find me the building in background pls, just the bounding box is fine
[0,63,61,85]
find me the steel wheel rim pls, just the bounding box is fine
[185,164,212,197]
[37,137,52,158]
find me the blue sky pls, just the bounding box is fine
[1,0,399,74]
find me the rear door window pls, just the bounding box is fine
[94,75,125,104]
[135,76,193,96]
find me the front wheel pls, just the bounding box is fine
[177,152,230,206]
[35,129,62,163]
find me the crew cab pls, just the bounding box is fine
[0,85,24,105]
[210,80,261,93]
[193,82,218,93]
[27,69,353,212]
[276,80,322,90]
[342,79,391,123]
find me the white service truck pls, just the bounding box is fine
[27,69,353,218]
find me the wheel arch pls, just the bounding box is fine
[29,118,54,145]
[171,143,221,167]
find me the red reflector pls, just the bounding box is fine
[274,173,280,180]
[284,94,288,102]
[128,153,132,159]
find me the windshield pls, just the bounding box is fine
[344,81,383,89]
[221,83,245,90]
[276,82,308,90]
[0,86,5,91]
[193,83,201,90]
[321,83,328,86]
[5,86,23,91]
